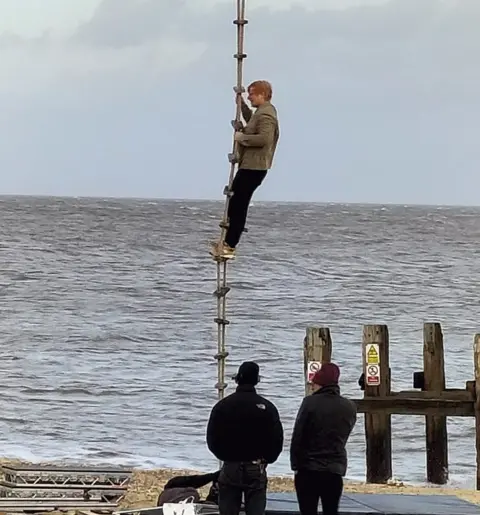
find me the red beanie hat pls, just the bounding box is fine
[312,362,340,386]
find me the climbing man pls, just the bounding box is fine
[206,361,284,515]
[211,80,280,260]
[290,363,357,515]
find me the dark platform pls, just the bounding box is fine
[267,492,480,515]
[115,491,480,515]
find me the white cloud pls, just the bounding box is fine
[200,0,391,11]
[0,0,101,37]
[2,0,479,104]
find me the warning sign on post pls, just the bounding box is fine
[366,344,380,365]
[307,361,321,383]
[366,364,380,386]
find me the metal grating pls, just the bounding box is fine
[0,464,133,512]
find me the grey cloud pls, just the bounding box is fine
[73,0,190,47]
[3,0,480,90]
[0,0,479,203]
[70,0,480,51]
[67,0,480,95]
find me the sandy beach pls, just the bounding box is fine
[2,460,480,510]
[118,467,480,509]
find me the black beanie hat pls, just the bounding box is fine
[234,361,260,385]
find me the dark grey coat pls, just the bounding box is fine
[290,384,357,476]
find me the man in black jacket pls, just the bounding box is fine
[206,361,284,515]
[290,362,357,515]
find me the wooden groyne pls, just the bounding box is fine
[304,323,480,488]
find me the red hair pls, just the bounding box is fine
[248,80,273,101]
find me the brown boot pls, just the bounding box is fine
[209,241,236,260]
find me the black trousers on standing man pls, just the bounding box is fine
[218,461,267,515]
[224,169,267,249]
[294,470,343,515]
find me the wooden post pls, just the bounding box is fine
[423,322,448,484]
[474,334,480,490]
[363,324,392,483]
[304,327,332,396]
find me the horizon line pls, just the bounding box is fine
[0,193,478,209]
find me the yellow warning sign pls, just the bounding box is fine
[366,344,379,365]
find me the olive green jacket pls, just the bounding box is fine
[236,100,279,171]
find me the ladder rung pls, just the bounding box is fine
[214,317,230,326]
[213,286,231,298]
[212,255,231,263]
[215,382,228,390]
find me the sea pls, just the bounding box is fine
[1,195,480,487]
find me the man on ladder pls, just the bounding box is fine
[211,80,280,261]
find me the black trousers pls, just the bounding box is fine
[294,470,343,515]
[225,169,267,249]
[218,461,267,515]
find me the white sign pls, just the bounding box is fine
[307,361,321,382]
[366,364,380,386]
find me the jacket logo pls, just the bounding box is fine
[256,403,266,410]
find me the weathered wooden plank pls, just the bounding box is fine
[354,397,474,416]
[474,334,480,490]
[423,322,448,484]
[392,389,473,401]
[467,380,476,397]
[363,324,392,484]
[303,327,332,396]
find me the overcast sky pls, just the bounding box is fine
[0,0,478,204]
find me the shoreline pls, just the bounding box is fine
[1,459,480,508]
[120,467,480,508]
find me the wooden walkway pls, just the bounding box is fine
[115,491,480,515]
[266,492,480,515]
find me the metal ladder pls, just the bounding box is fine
[212,0,248,402]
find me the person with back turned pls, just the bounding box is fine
[210,80,280,261]
[290,363,357,515]
[206,361,284,515]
